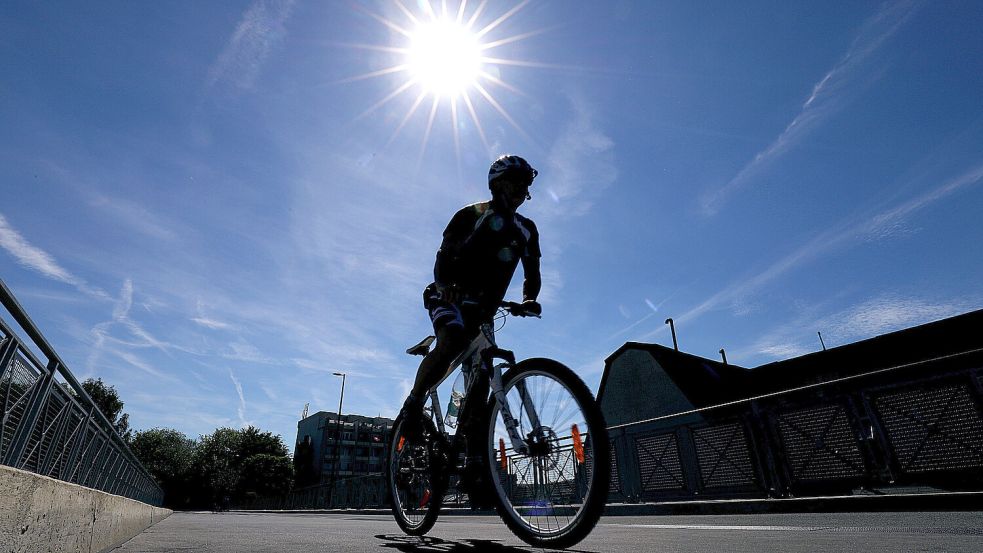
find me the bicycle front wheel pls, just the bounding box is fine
[485,358,610,549]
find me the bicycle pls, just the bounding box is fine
[386,301,610,549]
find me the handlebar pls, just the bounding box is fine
[501,301,542,318]
[458,299,542,318]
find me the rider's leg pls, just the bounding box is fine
[411,324,467,398]
[400,323,469,436]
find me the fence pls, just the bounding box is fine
[0,279,163,506]
[605,347,983,503]
[240,475,390,510]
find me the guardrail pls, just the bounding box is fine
[604,347,983,503]
[0,279,163,506]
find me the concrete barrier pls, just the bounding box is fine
[0,465,171,553]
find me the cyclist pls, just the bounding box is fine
[400,154,543,437]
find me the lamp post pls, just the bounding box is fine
[329,372,346,506]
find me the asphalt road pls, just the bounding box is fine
[115,511,983,552]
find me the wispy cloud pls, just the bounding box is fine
[206,0,295,91]
[224,340,278,364]
[544,94,617,217]
[826,295,979,343]
[860,163,983,240]
[700,1,921,215]
[192,299,232,330]
[86,279,195,381]
[608,290,681,340]
[0,213,109,300]
[192,316,231,330]
[743,294,981,363]
[89,195,177,241]
[112,279,177,354]
[644,161,983,340]
[228,368,248,427]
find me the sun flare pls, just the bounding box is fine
[347,0,545,158]
[407,19,482,98]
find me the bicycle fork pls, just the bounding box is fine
[483,347,543,457]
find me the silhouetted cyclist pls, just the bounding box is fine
[399,154,542,437]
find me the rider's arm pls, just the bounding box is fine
[521,256,541,302]
[433,207,476,289]
[520,216,542,303]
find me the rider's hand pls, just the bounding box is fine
[519,300,542,317]
[438,283,464,305]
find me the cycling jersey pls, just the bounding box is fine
[426,200,541,321]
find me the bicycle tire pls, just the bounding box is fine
[386,413,445,536]
[484,358,610,548]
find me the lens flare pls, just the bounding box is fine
[345,1,548,159]
[408,20,482,97]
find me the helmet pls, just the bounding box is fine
[488,155,538,190]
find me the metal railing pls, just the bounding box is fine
[604,347,983,503]
[0,279,163,506]
[244,475,390,510]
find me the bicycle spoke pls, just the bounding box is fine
[491,369,599,536]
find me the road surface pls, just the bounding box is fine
[115,510,983,552]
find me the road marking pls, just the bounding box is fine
[604,523,831,532]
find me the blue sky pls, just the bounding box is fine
[2,1,982,448]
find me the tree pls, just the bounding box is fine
[193,427,241,508]
[240,454,293,499]
[293,435,318,488]
[130,428,196,508]
[238,425,289,458]
[81,377,131,442]
[192,426,294,507]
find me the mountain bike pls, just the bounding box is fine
[386,301,610,549]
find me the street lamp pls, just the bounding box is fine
[329,372,346,506]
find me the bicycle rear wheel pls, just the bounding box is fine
[386,413,445,535]
[485,358,610,548]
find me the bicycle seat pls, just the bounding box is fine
[406,335,436,356]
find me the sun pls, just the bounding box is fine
[407,19,482,98]
[346,0,546,158]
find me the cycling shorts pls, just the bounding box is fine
[423,283,486,336]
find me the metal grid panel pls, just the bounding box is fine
[46,406,86,480]
[585,439,622,498]
[692,422,757,489]
[84,436,110,488]
[608,440,621,494]
[775,404,865,482]
[1,354,42,458]
[69,428,99,484]
[635,432,685,492]
[874,384,983,474]
[20,384,70,472]
[501,446,582,506]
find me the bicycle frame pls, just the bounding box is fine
[424,321,537,455]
